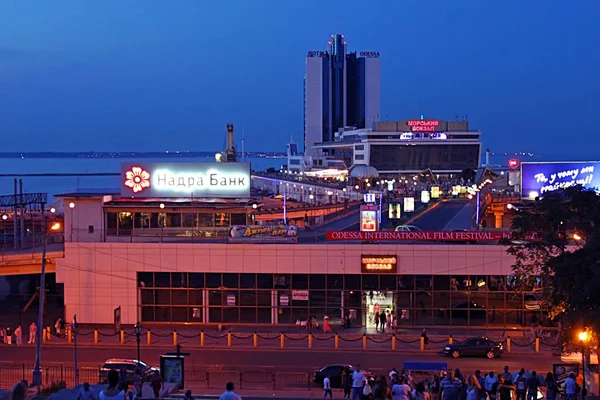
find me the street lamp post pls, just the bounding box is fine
[134,322,142,366]
[2,214,7,260]
[73,314,79,386]
[579,330,589,398]
[69,202,75,242]
[32,203,48,387]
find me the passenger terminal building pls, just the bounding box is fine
[54,161,538,329]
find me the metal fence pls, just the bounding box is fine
[0,364,311,392]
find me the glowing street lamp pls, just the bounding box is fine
[579,330,589,342]
[579,329,590,398]
[573,233,583,241]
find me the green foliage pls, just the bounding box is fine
[505,186,600,342]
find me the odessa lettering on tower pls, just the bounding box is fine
[121,162,251,198]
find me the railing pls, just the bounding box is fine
[0,364,312,392]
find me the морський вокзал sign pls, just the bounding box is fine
[121,162,251,198]
[521,161,598,200]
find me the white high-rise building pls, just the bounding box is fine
[303,34,381,158]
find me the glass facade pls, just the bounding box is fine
[369,144,481,171]
[137,272,544,327]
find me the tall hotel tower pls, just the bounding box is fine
[303,34,381,156]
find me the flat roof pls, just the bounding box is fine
[54,188,121,198]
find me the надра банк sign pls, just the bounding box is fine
[521,161,599,200]
[121,162,251,198]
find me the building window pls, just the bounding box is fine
[215,213,230,227]
[355,145,364,151]
[134,213,150,229]
[290,159,300,165]
[354,154,365,160]
[230,213,247,225]
[182,213,197,228]
[117,212,133,236]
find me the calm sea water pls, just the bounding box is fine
[0,157,284,202]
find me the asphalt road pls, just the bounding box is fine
[410,200,469,231]
[0,345,559,375]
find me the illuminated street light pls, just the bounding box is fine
[579,330,589,342]
[159,203,165,209]
[69,202,75,209]
[579,329,590,398]
[50,208,56,214]
[573,233,583,241]
[1,215,6,221]
[50,222,61,231]
[507,204,513,210]
[252,203,258,209]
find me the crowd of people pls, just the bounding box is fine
[326,366,584,400]
[0,323,37,345]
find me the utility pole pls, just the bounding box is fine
[32,203,47,387]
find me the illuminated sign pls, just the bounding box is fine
[361,255,397,273]
[431,186,440,199]
[421,190,430,204]
[292,290,309,301]
[407,120,440,132]
[360,205,378,232]
[509,159,519,169]
[364,193,376,203]
[404,197,415,213]
[359,51,380,58]
[228,225,298,243]
[521,161,600,200]
[388,203,401,220]
[307,51,327,57]
[327,231,511,241]
[121,162,251,198]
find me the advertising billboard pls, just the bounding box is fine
[404,197,415,212]
[360,205,378,232]
[121,162,251,198]
[430,186,440,199]
[521,162,599,199]
[421,190,430,204]
[388,203,401,220]
[327,230,510,241]
[228,225,298,243]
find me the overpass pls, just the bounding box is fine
[0,243,64,276]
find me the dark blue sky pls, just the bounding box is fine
[1,0,598,156]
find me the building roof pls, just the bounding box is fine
[350,165,379,178]
[54,188,121,198]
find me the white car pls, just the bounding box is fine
[395,225,422,232]
[524,294,542,310]
[561,351,599,364]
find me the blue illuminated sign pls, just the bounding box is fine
[521,161,600,199]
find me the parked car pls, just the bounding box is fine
[99,358,158,384]
[443,337,503,359]
[395,225,422,232]
[313,364,374,388]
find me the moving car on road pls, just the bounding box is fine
[99,359,158,384]
[313,364,374,388]
[395,225,422,232]
[442,337,503,359]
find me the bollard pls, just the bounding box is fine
[335,333,339,349]
[68,329,72,343]
[308,333,313,349]
[120,329,125,345]
[506,336,511,353]
[253,332,258,349]
[46,326,51,341]
[362,334,367,350]
[420,336,425,351]
[42,328,47,343]
[200,331,205,347]
[94,329,99,344]
[173,330,178,346]
[147,329,151,345]
[449,335,453,345]
[227,332,232,347]
[535,337,540,353]
[392,334,397,350]
[280,333,284,349]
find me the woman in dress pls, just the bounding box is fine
[466,374,481,400]
[322,316,332,333]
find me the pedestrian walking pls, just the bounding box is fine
[323,316,332,333]
[78,382,97,400]
[526,372,539,400]
[28,322,37,344]
[151,370,163,399]
[439,370,463,400]
[343,370,352,399]
[352,365,367,400]
[14,325,22,346]
[421,328,429,349]
[100,370,124,400]
[324,375,333,398]
[219,382,242,400]
[544,373,558,400]
[5,326,12,345]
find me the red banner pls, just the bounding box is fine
[326,230,511,242]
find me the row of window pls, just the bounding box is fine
[107,212,249,231]
[139,289,540,310]
[138,272,536,292]
[369,144,480,171]
[139,306,539,325]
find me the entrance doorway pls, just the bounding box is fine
[364,291,395,330]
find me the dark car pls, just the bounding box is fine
[313,364,374,388]
[99,358,158,384]
[443,337,504,359]
[449,302,486,319]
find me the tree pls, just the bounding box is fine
[505,186,600,343]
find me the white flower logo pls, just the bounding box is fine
[124,167,150,193]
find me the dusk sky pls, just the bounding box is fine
[1,0,599,157]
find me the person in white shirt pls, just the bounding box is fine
[389,368,398,380]
[219,382,242,400]
[352,366,366,400]
[324,376,333,398]
[484,371,498,393]
[392,376,411,400]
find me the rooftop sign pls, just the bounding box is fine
[359,51,380,58]
[121,162,251,198]
[407,120,440,132]
[307,51,327,57]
